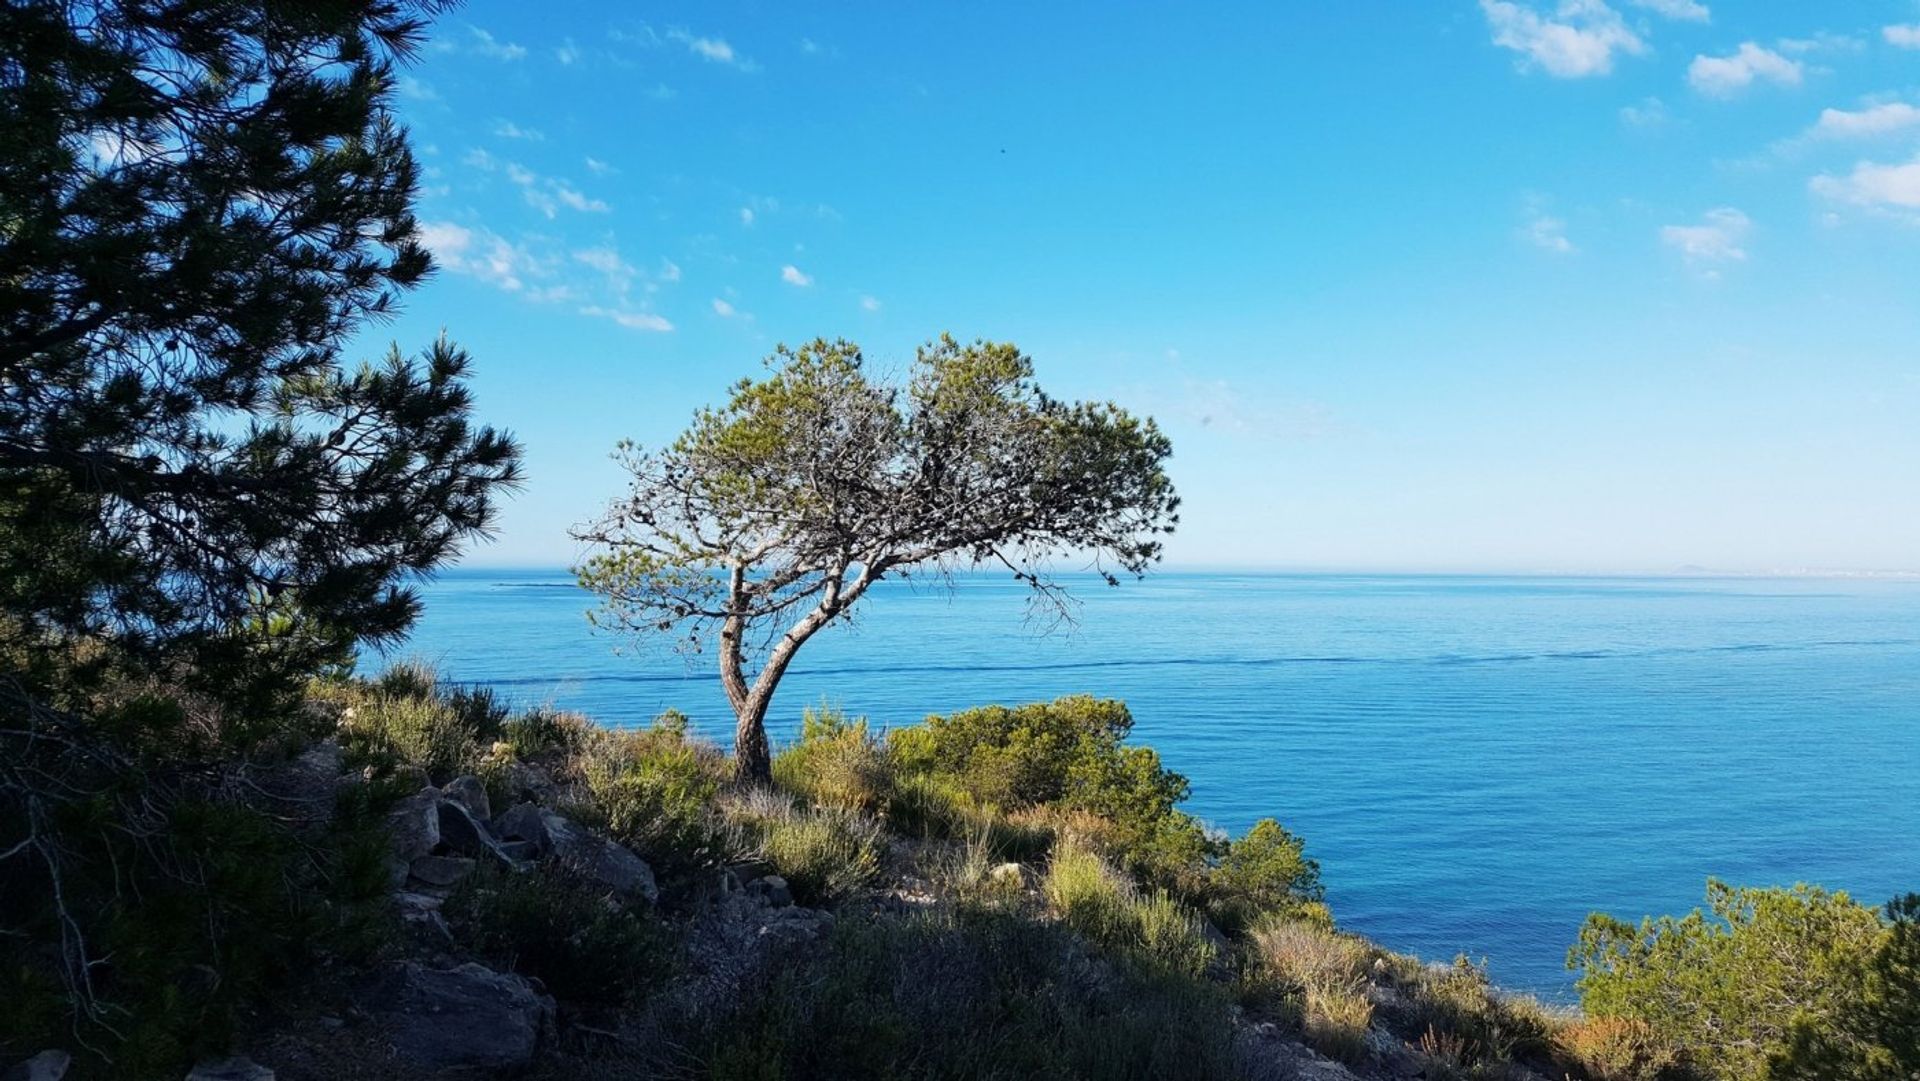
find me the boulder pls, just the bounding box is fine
[184,1057,273,1081]
[436,799,517,867]
[360,962,553,1074]
[252,740,344,833]
[540,811,657,904]
[385,787,441,885]
[748,875,793,907]
[988,862,1035,890]
[409,855,476,888]
[441,775,491,822]
[498,840,540,862]
[493,802,550,851]
[4,1050,70,1081]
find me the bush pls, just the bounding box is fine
[1556,1017,1681,1081]
[1044,840,1217,978]
[575,711,733,870]
[725,788,882,905]
[1406,955,1554,1072]
[1769,892,1920,1081]
[444,863,666,1006]
[1569,879,1888,1081]
[500,707,592,759]
[337,665,511,783]
[1210,817,1323,931]
[1247,918,1374,1064]
[773,703,893,812]
[682,907,1241,1081]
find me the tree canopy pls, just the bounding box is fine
[574,336,1178,780]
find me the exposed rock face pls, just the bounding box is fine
[183,1056,274,1080]
[409,855,476,888]
[360,962,554,1074]
[385,787,441,885]
[436,799,518,867]
[540,811,657,904]
[441,775,491,822]
[3,1049,70,1081]
[251,740,345,834]
[748,874,793,907]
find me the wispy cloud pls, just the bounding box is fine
[1660,207,1751,270]
[712,297,741,318]
[739,207,756,226]
[1809,102,1920,140]
[396,75,439,102]
[420,221,551,293]
[492,120,543,141]
[1687,43,1802,97]
[468,152,609,218]
[666,28,757,70]
[781,264,813,287]
[584,157,617,176]
[1812,155,1920,213]
[1619,96,1669,127]
[555,38,580,65]
[579,305,674,332]
[1522,203,1577,253]
[1626,0,1708,23]
[860,295,882,312]
[466,25,526,61]
[1479,0,1645,78]
[1884,24,1920,49]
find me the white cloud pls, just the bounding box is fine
[467,25,527,61]
[1523,207,1577,253]
[492,120,543,141]
[1688,43,1802,97]
[1776,32,1865,55]
[739,207,755,226]
[1660,207,1751,265]
[1626,0,1709,22]
[1620,96,1669,127]
[580,305,674,332]
[551,184,609,214]
[421,221,550,293]
[780,264,813,287]
[1479,0,1646,78]
[660,259,682,282]
[800,37,821,54]
[1884,24,1920,49]
[860,295,882,312]
[585,156,617,176]
[667,28,757,70]
[711,298,738,318]
[396,75,438,102]
[1811,155,1920,210]
[555,38,580,65]
[481,157,608,218]
[1811,102,1920,139]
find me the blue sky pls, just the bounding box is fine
[361,2,1920,573]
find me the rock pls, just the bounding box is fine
[360,962,554,1074]
[442,775,491,822]
[184,1057,273,1080]
[4,1050,70,1081]
[748,875,793,907]
[392,890,444,914]
[409,855,476,888]
[987,862,1034,889]
[498,840,540,862]
[497,759,558,804]
[436,799,517,867]
[494,802,550,851]
[252,740,344,833]
[386,787,440,865]
[540,811,657,904]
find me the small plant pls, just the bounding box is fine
[725,788,883,904]
[1303,982,1375,1064]
[1044,840,1218,977]
[1556,1016,1681,1081]
[575,711,733,869]
[1418,1023,1477,1078]
[444,863,665,1006]
[773,703,894,812]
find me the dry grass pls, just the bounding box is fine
[1555,1016,1681,1081]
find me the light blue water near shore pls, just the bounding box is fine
[383,570,1920,998]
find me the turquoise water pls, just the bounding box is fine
[386,570,1920,998]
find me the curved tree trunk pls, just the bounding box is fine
[732,691,774,784]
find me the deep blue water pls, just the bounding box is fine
[383,570,1920,999]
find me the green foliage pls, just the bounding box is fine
[773,703,893,812]
[1044,841,1218,979]
[1570,879,1889,1081]
[1245,917,1374,1061]
[1769,892,1920,1081]
[500,707,592,759]
[573,336,1178,781]
[576,712,734,871]
[726,789,883,905]
[890,695,1215,889]
[1211,818,1324,930]
[444,864,667,1007]
[338,667,512,783]
[685,907,1239,1081]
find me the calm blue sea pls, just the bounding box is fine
[382,570,1920,999]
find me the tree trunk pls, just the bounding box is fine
[732,689,774,784]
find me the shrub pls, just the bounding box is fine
[773,703,893,812]
[1556,1017,1681,1081]
[1303,982,1375,1065]
[500,707,591,759]
[337,666,512,783]
[1769,892,1920,1081]
[1248,918,1375,1064]
[1569,879,1888,1081]
[683,907,1240,1081]
[725,788,883,905]
[1044,841,1217,978]
[444,863,665,1006]
[1210,817,1323,931]
[1406,955,1555,1071]
[575,712,733,869]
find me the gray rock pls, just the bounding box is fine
[437,799,516,866]
[988,862,1035,889]
[540,811,657,904]
[252,740,344,833]
[4,1050,70,1081]
[409,854,476,888]
[184,1057,273,1081]
[498,839,540,862]
[749,874,793,907]
[385,787,441,885]
[361,962,554,1074]
[442,775,491,822]
[494,801,550,851]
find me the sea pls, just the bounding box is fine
[381,569,1920,999]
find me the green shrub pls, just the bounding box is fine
[444,863,666,1006]
[1210,817,1323,932]
[726,788,882,905]
[575,711,733,869]
[1044,841,1217,978]
[1570,879,1888,1081]
[1246,918,1375,1064]
[886,772,1055,863]
[773,703,893,812]
[337,666,512,783]
[1769,892,1920,1081]
[1407,955,1553,1071]
[501,707,591,759]
[685,907,1240,1081]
